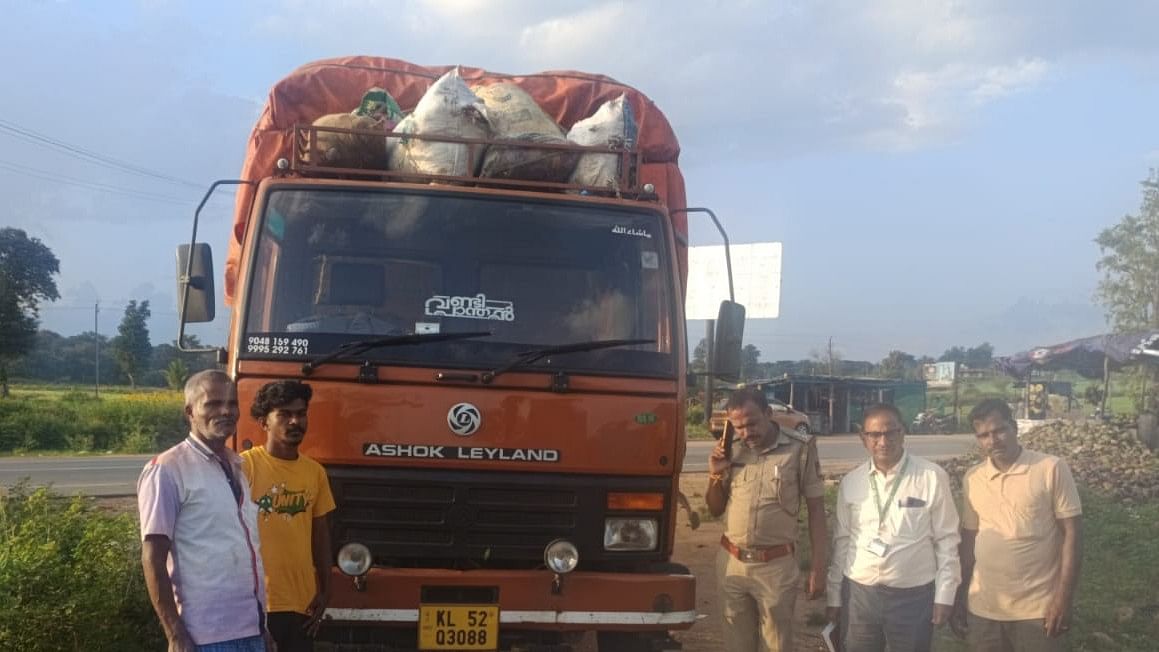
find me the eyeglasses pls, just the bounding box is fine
[862,428,903,440]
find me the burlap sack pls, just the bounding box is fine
[388,69,491,177]
[566,93,637,190]
[473,82,577,182]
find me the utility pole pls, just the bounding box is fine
[828,336,835,435]
[94,302,100,399]
[952,361,961,428]
[704,320,715,424]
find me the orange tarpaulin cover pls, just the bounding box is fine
[225,56,687,305]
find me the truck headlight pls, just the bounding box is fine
[604,518,658,551]
[544,539,579,574]
[337,542,372,576]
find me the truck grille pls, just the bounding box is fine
[325,466,669,567]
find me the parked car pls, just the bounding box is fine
[710,396,812,437]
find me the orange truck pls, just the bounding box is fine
[177,56,744,652]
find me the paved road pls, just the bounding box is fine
[681,433,976,473]
[0,454,151,496]
[0,434,977,496]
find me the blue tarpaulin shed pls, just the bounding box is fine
[995,332,1159,379]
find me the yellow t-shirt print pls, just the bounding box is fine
[256,482,312,520]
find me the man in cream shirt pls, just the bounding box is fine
[827,404,961,652]
[952,398,1082,650]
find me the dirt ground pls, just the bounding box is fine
[97,479,835,651]
[671,472,831,652]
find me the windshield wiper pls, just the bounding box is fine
[301,331,492,375]
[480,338,655,384]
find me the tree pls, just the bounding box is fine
[741,344,762,380]
[147,336,218,387]
[879,350,917,379]
[1096,171,1159,449]
[163,359,189,390]
[964,342,994,370]
[691,338,708,374]
[13,331,219,388]
[18,330,121,385]
[1083,385,1105,408]
[0,228,60,397]
[112,300,152,389]
[1096,171,1159,333]
[938,346,967,364]
[810,342,843,376]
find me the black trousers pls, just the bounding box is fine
[266,611,313,652]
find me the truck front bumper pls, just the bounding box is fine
[323,566,697,631]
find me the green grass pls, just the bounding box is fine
[1066,489,1159,649]
[926,369,1149,424]
[795,484,838,571]
[686,420,715,441]
[1105,395,1136,416]
[931,487,1159,650]
[781,476,1159,650]
[0,385,184,454]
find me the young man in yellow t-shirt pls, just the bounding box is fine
[242,380,335,652]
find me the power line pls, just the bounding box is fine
[42,305,178,317]
[0,117,203,189]
[0,159,194,205]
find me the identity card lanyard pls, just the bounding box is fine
[869,457,909,534]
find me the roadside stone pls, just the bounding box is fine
[933,417,1159,500]
[1016,419,1159,501]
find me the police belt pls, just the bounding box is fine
[720,535,794,563]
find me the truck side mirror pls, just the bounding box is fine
[176,243,216,323]
[712,300,745,381]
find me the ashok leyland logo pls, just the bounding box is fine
[448,403,481,436]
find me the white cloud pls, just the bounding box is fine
[862,0,982,56]
[518,3,637,62]
[871,57,1050,147]
[1,0,1154,348]
[248,0,1075,153]
[971,58,1050,102]
[166,1,1159,160]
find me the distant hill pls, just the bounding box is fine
[970,297,1108,356]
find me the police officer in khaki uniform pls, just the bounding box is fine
[707,387,828,652]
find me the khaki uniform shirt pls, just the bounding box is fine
[719,431,825,548]
[961,448,1082,621]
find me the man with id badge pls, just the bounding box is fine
[706,387,828,652]
[826,404,960,652]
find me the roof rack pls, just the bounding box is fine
[290,123,654,200]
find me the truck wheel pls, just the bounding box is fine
[597,632,650,652]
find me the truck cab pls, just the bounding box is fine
[177,57,744,652]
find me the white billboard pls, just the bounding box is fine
[685,242,782,320]
[923,362,957,388]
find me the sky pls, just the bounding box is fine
[3,0,1158,362]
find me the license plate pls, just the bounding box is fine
[418,604,499,650]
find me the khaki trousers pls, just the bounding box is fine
[967,613,1064,652]
[716,548,800,652]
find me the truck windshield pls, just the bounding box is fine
[241,188,677,377]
